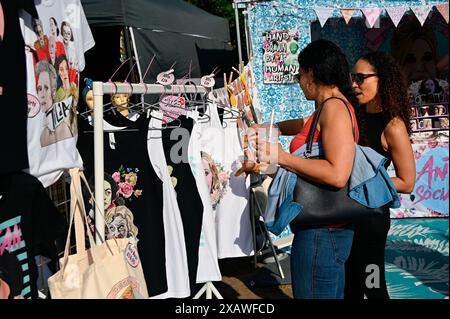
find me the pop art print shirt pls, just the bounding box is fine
[21,0,95,187]
[0,172,66,299]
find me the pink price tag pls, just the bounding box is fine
[157,72,175,85]
[200,76,215,88]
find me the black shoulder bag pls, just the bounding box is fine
[289,97,385,231]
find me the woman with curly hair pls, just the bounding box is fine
[345,52,416,299]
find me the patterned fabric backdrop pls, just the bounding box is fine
[248,0,448,148]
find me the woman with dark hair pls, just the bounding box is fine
[60,21,77,70]
[49,17,59,37]
[346,52,416,299]
[246,39,360,299]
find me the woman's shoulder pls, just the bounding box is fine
[384,116,408,137]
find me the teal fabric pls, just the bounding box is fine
[385,218,449,299]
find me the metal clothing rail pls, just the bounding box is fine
[92,81,207,243]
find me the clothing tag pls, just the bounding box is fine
[200,75,215,88]
[109,132,116,149]
[156,70,175,86]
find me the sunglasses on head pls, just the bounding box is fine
[351,73,377,85]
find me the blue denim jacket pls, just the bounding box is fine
[264,142,400,236]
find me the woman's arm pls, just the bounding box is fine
[384,118,416,193]
[273,100,355,188]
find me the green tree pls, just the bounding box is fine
[185,0,248,61]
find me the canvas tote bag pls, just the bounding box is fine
[48,168,149,299]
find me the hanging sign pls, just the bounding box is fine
[262,30,300,84]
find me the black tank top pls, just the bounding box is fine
[365,112,392,168]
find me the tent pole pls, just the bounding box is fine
[129,27,145,109]
[93,81,105,244]
[234,3,243,64]
[243,8,250,60]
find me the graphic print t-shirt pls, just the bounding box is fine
[21,0,95,187]
[0,172,67,299]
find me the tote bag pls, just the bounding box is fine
[48,168,149,299]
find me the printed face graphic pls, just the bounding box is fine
[107,215,128,239]
[62,24,72,44]
[403,39,437,82]
[104,180,113,208]
[424,80,435,93]
[37,71,53,112]
[35,23,43,37]
[49,18,57,36]
[202,159,213,193]
[58,59,69,86]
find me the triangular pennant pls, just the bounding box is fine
[340,9,357,24]
[435,4,449,23]
[314,7,335,27]
[361,7,384,28]
[410,5,433,26]
[385,6,409,27]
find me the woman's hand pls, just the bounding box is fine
[246,123,279,147]
[257,141,283,174]
[235,148,267,176]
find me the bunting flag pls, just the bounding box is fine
[435,4,449,23]
[361,7,384,28]
[340,8,357,24]
[410,5,433,26]
[314,7,335,27]
[385,6,409,27]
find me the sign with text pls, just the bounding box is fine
[262,30,299,84]
[389,142,449,218]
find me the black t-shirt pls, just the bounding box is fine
[161,116,203,292]
[0,0,37,174]
[77,113,168,297]
[365,111,392,168]
[0,172,67,299]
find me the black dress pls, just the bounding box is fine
[161,115,204,293]
[77,113,168,297]
[345,111,391,300]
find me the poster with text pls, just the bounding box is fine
[263,30,299,84]
[389,141,449,218]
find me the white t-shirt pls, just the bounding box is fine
[187,111,222,283]
[21,0,95,187]
[198,102,253,259]
[148,111,190,299]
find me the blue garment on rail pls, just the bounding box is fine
[264,142,400,236]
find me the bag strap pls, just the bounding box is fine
[78,171,122,254]
[305,96,356,158]
[60,168,99,274]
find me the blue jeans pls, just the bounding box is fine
[291,228,354,299]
